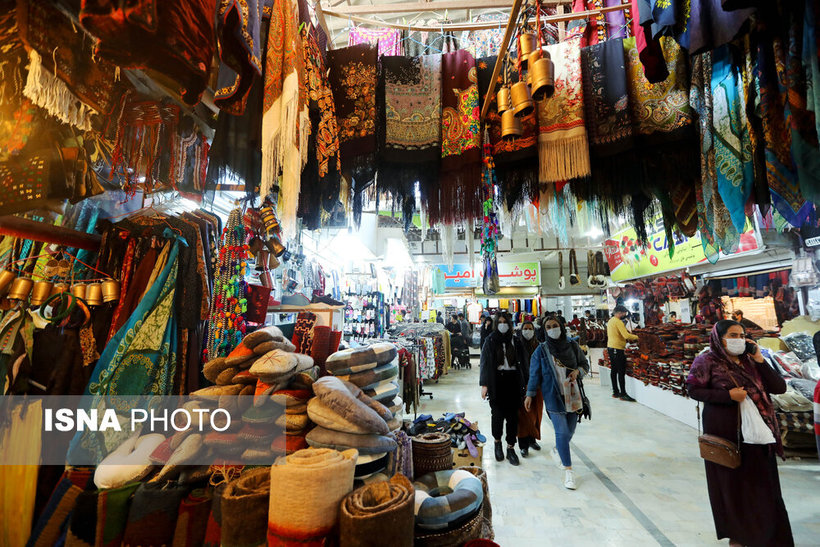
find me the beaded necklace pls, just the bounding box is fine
[206,208,249,359]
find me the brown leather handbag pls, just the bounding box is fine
[696,372,742,469]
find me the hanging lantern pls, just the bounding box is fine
[8,277,34,301]
[501,109,523,140]
[518,32,537,69]
[496,86,513,113]
[30,281,53,306]
[85,283,103,306]
[102,278,121,303]
[530,51,555,99]
[510,81,534,116]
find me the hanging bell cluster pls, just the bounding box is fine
[496,27,556,141]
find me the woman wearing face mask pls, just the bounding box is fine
[515,321,542,456]
[525,318,589,490]
[479,316,494,349]
[686,320,792,547]
[480,313,525,466]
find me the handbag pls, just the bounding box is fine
[577,378,591,422]
[696,369,742,469]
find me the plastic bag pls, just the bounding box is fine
[740,397,775,445]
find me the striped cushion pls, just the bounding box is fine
[414,470,484,531]
[364,381,400,404]
[337,362,399,388]
[326,342,398,375]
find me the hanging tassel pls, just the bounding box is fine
[23,50,95,131]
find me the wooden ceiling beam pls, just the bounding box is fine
[322,0,567,16]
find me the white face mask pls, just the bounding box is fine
[547,328,561,340]
[497,323,510,334]
[522,329,534,340]
[724,338,746,356]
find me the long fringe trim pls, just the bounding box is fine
[24,50,95,131]
[538,133,591,183]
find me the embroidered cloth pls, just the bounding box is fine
[214,0,265,115]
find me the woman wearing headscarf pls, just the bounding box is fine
[686,320,792,547]
[514,320,542,456]
[479,316,494,349]
[479,313,524,466]
[525,317,589,490]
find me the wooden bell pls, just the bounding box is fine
[30,281,53,306]
[496,86,512,113]
[518,32,537,68]
[85,283,103,306]
[530,51,555,99]
[102,278,121,303]
[8,277,34,300]
[501,109,523,140]
[510,81,534,117]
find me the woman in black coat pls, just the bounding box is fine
[479,313,525,466]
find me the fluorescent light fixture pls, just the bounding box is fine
[586,227,604,238]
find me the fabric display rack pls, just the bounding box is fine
[344,291,387,341]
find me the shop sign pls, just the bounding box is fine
[436,262,541,288]
[604,216,758,282]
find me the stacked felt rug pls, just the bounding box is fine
[268,448,357,546]
[306,376,397,479]
[339,474,415,547]
[413,469,484,546]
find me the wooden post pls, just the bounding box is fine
[479,0,526,122]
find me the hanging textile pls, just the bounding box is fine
[464,14,507,58]
[297,25,342,230]
[79,0,216,105]
[432,50,482,224]
[380,54,442,228]
[538,37,592,183]
[0,400,41,547]
[711,45,755,232]
[0,6,37,162]
[214,0,265,115]
[348,26,402,56]
[629,0,669,83]
[676,0,755,56]
[327,43,379,226]
[262,0,308,238]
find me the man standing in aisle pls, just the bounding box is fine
[458,313,472,342]
[607,305,638,401]
[436,311,444,324]
[731,310,762,330]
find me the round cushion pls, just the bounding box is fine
[414,469,484,531]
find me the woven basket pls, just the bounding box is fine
[414,507,482,547]
[457,466,493,540]
[411,433,453,479]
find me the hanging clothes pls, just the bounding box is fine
[214,0,265,115]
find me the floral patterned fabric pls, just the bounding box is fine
[348,26,402,57]
[581,38,633,156]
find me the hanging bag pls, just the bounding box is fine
[569,249,580,285]
[739,396,775,445]
[696,370,742,469]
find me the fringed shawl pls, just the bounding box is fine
[214,0,265,115]
[262,0,308,238]
[434,50,482,224]
[80,0,216,105]
[380,54,442,225]
[538,37,592,183]
[581,39,633,157]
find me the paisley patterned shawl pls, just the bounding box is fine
[581,38,633,157]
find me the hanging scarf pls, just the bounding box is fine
[687,323,783,457]
[380,54,442,226]
[80,0,216,105]
[262,0,308,238]
[327,43,379,226]
[630,0,669,83]
[676,0,755,56]
[214,0,265,115]
[434,50,482,225]
[17,0,122,129]
[711,45,755,233]
[348,26,402,56]
[538,37,592,183]
[297,25,342,230]
[582,39,633,157]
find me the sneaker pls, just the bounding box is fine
[506,448,520,466]
[563,469,577,490]
[620,394,636,402]
[530,440,541,451]
[494,441,504,462]
[550,447,565,469]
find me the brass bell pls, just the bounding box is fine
[530,52,555,100]
[518,32,537,68]
[267,235,286,258]
[30,280,53,306]
[528,48,543,65]
[0,269,16,295]
[71,283,87,300]
[510,81,534,117]
[85,283,103,306]
[8,276,34,301]
[501,109,523,140]
[255,250,269,271]
[102,278,121,303]
[496,86,512,113]
[51,282,70,297]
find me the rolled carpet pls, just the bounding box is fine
[305,426,397,455]
[122,482,189,547]
[172,488,213,547]
[221,467,270,547]
[339,474,414,547]
[268,448,358,546]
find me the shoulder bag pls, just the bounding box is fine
[696,371,741,469]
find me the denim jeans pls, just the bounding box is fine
[548,411,578,467]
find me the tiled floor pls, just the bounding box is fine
[417,357,820,546]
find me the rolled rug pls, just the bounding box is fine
[172,488,213,547]
[221,467,270,547]
[305,426,397,455]
[268,448,358,546]
[353,452,390,480]
[339,474,414,547]
[411,433,453,479]
[122,482,189,547]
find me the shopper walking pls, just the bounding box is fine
[446,315,461,335]
[436,311,444,324]
[526,318,589,490]
[480,313,524,466]
[686,320,792,547]
[514,320,542,456]
[479,316,494,349]
[458,313,472,341]
[607,305,638,401]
